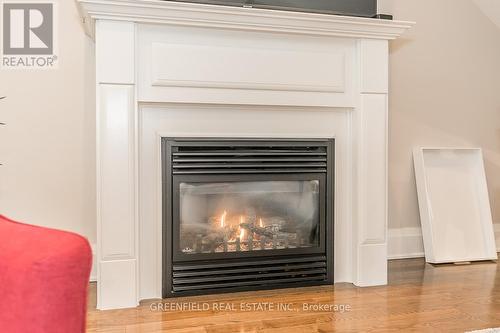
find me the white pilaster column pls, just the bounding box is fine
[352,39,389,286]
[95,20,138,309]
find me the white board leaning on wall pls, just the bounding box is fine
[413,148,497,264]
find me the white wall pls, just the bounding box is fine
[1,0,499,261]
[474,0,500,29]
[0,1,96,246]
[380,0,500,257]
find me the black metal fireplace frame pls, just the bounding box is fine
[162,138,334,298]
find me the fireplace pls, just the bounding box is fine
[78,0,413,308]
[162,138,334,297]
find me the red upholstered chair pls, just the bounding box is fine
[0,215,92,333]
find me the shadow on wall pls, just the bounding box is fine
[387,0,500,234]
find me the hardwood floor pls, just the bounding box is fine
[87,258,500,332]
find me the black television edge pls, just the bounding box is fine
[166,0,385,19]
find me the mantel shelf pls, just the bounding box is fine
[77,0,414,39]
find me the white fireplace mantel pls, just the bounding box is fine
[78,0,412,39]
[78,0,413,310]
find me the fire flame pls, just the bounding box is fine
[220,210,227,228]
[259,218,264,228]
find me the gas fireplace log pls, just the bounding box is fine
[240,223,274,238]
[260,237,266,250]
[248,232,253,251]
[184,220,303,254]
[266,216,287,227]
[200,233,225,253]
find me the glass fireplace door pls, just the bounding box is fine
[172,174,326,261]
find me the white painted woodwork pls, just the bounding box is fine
[150,43,346,93]
[413,148,497,264]
[78,0,414,309]
[388,224,500,260]
[95,21,135,84]
[351,40,390,286]
[387,227,426,260]
[95,21,138,309]
[360,39,389,93]
[357,243,388,286]
[77,0,413,40]
[99,260,137,310]
[137,25,355,107]
[139,105,352,298]
[99,85,135,260]
[359,94,388,245]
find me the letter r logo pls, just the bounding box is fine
[3,3,53,55]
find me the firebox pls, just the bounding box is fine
[162,138,334,297]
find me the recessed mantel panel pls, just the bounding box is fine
[151,42,346,92]
[138,24,355,107]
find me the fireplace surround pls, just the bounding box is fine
[163,138,334,297]
[77,0,413,309]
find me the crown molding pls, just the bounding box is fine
[77,0,414,39]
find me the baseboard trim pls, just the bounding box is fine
[388,227,424,260]
[388,223,500,260]
[90,243,97,282]
[388,252,424,260]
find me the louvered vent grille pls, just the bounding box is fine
[171,142,328,175]
[172,256,327,293]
